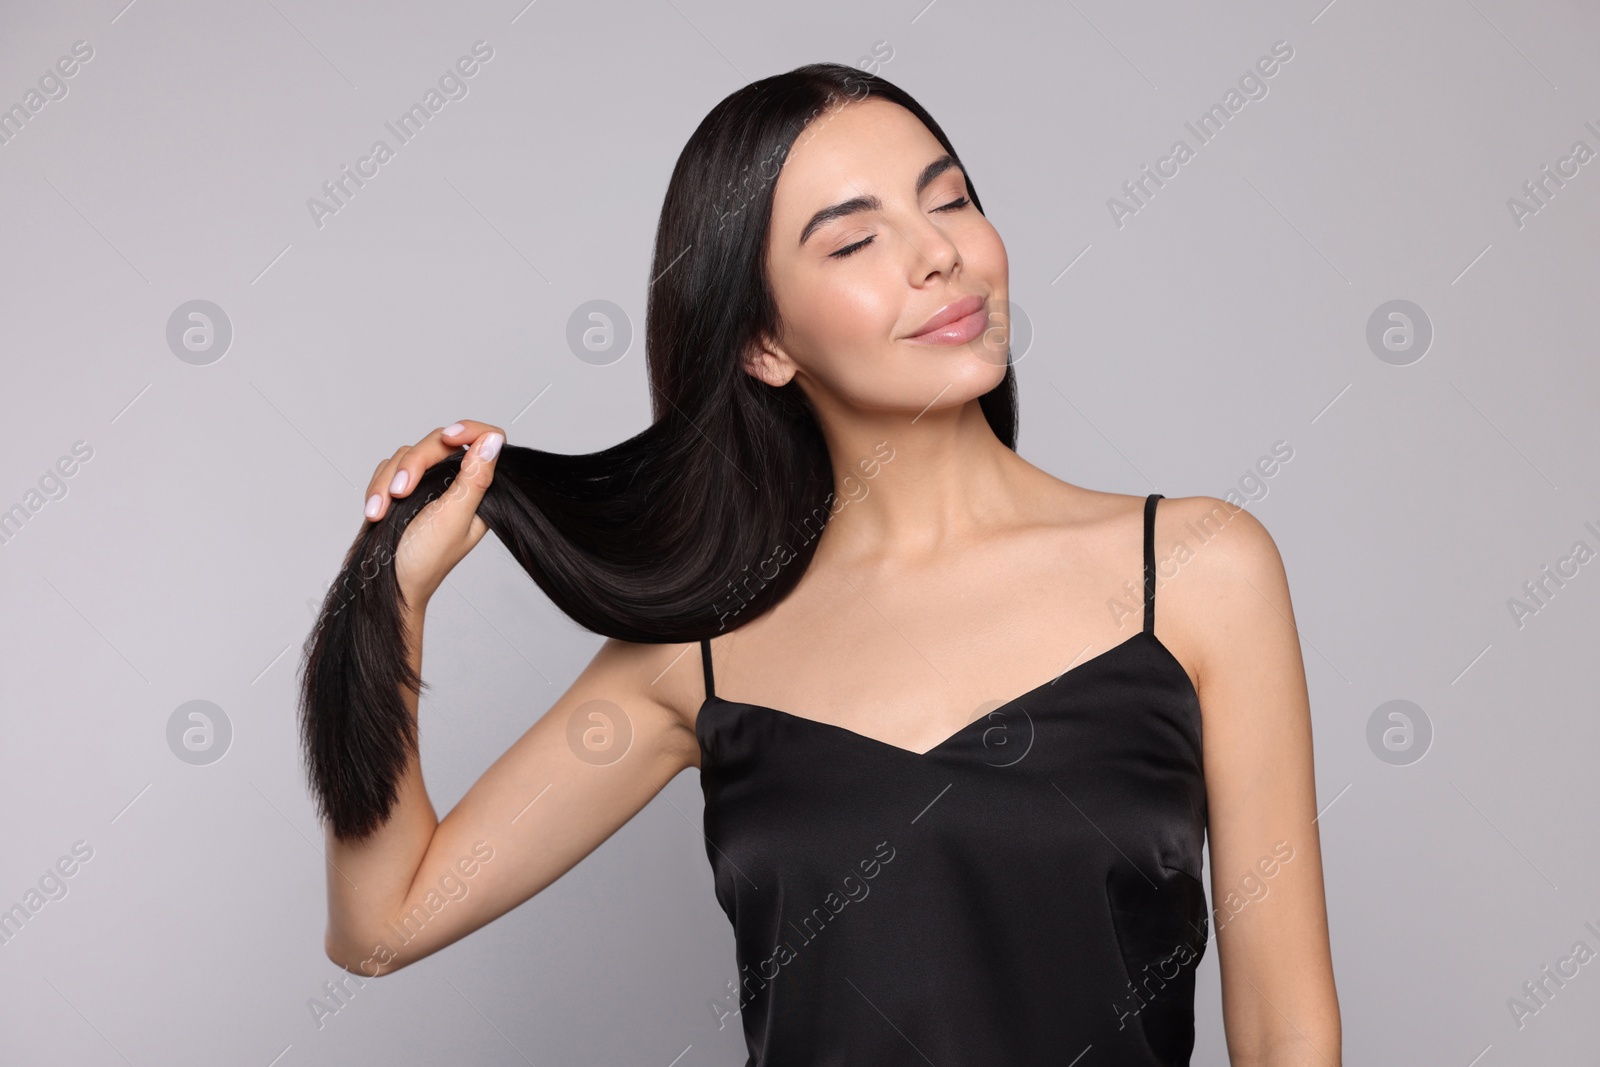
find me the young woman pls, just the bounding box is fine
[301,63,1339,1066]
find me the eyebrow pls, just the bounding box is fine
[797,154,963,246]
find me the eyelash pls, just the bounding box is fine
[829,195,972,259]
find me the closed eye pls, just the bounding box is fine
[829,236,873,260]
[828,195,973,260]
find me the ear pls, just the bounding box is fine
[741,335,796,387]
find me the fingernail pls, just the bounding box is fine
[479,432,503,461]
[390,469,409,494]
[365,493,382,518]
[443,422,464,436]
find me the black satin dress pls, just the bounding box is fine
[696,493,1209,1065]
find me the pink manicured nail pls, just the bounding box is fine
[443,422,464,436]
[365,494,382,518]
[390,469,409,494]
[479,432,503,461]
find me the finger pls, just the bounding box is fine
[390,420,496,501]
[438,420,504,457]
[366,447,407,497]
[391,428,502,568]
[364,447,410,522]
[365,422,501,523]
[436,427,504,525]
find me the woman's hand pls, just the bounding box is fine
[362,420,505,607]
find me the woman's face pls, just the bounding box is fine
[754,96,1010,416]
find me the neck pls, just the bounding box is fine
[812,399,1049,565]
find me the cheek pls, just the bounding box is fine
[788,286,916,406]
[965,221,1009,281]
[790,275,896,367]
[822,284,894,352]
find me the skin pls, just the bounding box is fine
[326,97,1340,1065]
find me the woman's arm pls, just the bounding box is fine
[1165,496,1341,1066]
[322,609,700,976]
[319,419,701,975]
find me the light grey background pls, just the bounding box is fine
[2,0,1597,1063]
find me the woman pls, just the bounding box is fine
[301,63,1339,1065]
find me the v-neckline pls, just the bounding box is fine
[698,629,1176,760]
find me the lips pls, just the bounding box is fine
[905,294,986,341]
[908,294,979,340]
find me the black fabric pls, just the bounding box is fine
[696,492,1208,1065]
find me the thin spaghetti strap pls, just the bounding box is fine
[699,636,716,701]
[1143,493,1164,636]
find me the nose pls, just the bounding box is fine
[906,216,961,284]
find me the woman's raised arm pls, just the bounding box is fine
[315,420,701,975]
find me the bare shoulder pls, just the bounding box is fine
[1028,480,1282,586]
[569,636,706,771]
[1147,494,1297,699]
[1150,493,1287,590]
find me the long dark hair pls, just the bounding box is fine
[298,62,1019,841]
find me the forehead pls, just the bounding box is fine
[769,98,946,217]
